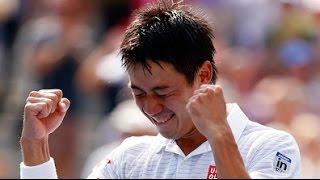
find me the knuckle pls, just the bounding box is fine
[29,91,38,97]
[215,86,222,93]
[48,93,59,102]
[54,89,63,98]
[207,88,215,95]
[57,89,63,95]
[26,97,33,103]
[24,103,32,111]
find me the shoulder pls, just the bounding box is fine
[240,121,299,150]
[239,121,301,178]
[111,135,163,159]
[119,135,159,150]
[88,135,162,178]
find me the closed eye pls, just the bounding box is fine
[130,85,146,98]
[157,92,174,98]
[158,94,167,98]
[134,93,145,97]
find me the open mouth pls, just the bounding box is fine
[153,114,175,125]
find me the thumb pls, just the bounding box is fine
[57,98,71,113]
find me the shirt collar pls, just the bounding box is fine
[154,103,249,156]
[226,103,249,143]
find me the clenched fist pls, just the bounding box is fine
[186,85,227,140]
[22,89,70,140]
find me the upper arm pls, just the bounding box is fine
[85,136,154,179]
[86,150,122,179]
[247,132,301,179]
[86,141,127,179]
[87,161,115,179]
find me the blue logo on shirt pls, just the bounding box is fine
[273,152,291,173]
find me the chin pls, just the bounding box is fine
[159,132,178,140]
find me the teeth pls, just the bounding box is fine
[158,119,168,123]
[154,114,173,124]
[155,119,167,124]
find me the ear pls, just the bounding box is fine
[196,61,213,84]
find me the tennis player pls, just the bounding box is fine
[20,1,300,178]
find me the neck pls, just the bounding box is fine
[175,128,207,156]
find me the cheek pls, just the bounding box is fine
[170,94,194,121]
[165,97,188,114]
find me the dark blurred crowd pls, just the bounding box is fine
[0,0,319,178]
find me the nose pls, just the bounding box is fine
[142,95,163,116]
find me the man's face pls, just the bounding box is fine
[128,60,201,140]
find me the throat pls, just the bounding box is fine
[175,129,207,156]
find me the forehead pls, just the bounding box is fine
[127,61,186,88]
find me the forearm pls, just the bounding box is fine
[208,125,250,179]
[20,136,50,166]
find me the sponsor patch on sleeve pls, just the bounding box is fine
[273,152,291,173]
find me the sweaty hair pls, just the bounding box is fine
[120,0,217,85]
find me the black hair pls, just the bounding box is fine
[120,0,217,85]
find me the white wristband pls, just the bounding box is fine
[20,157,58,179]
